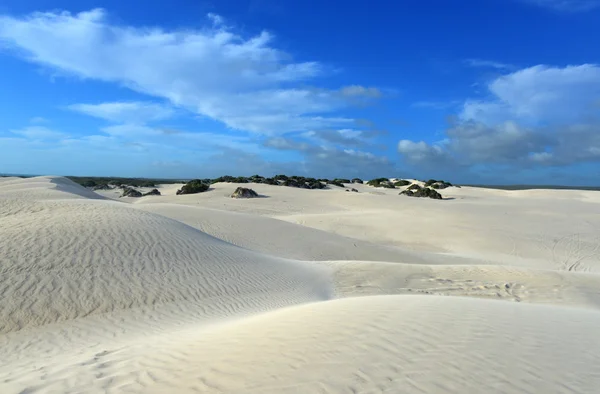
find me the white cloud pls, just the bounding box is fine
[0,9,374,135]
[461,64,600,125]
[400,64,600,170]
[397,140,450,165]
[29,116,49,124]
[264,135,395,178]
[339,85,382,98]
[10,126,68,140]
[412,101,460,110]
[68,102,174,124]
[464,58,514,70]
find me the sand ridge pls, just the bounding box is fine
[1,176,600,393]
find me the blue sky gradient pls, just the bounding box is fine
[1,0,599,184]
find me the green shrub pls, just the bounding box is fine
[81,180,97,188]
[176,180,209,195]
[328,180,345,187]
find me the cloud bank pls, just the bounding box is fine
[0,9,379,135]
[398,64,600,176]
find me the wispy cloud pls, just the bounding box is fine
[412,100,461,110]
[68,102,174,124]
[516,0,600,12]
[29,116,49,124]
[10,126,68,140]
[0,9,379,135]
[464,58,515,70]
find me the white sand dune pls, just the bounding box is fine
[1,176,600,393]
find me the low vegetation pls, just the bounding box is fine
[69,175,459,195]
[231,187,259,199]
[68,176,184,188]
[143,189,161,196]
[424,179,454,189]
[393,180,411,187]
[367,178,395,188]
[121,187,143,198]
[176,180,210,195]
[400,187,443,200]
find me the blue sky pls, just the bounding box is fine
[0,0,599,184]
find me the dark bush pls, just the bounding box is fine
[425,179,453,189]
[143,189,161,196]
[394,180,410,187]
[231,187,259,198]
[82,180,97,188]
[177,180,209,195]
[351,178,363,184]
[400,187,442,200]
[92,184,111,191]
[367,178,396,188]
[121,187,143,198]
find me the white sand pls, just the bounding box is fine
[1,176,600,393]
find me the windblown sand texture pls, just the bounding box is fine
[2,176,600,393]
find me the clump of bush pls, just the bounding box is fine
[424,179,454,189]
[393,179,411,187]
[231,187,259,199]
[367,178,395,188]
[351,178,363,184]
[400,187,442,200]
[143,189,161,196]
[176,180,209,195]
[68,176,179,188]
[121,187,143,198]
[328,179,345,187]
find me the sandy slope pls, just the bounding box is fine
[1,176,600,393]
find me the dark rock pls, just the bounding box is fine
[351,188,358,192]
[176,180,209,195]
[231,187,259,199]
[121,187,143,198]
[143,188,161,196]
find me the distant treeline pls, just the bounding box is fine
[465,184,600,191]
